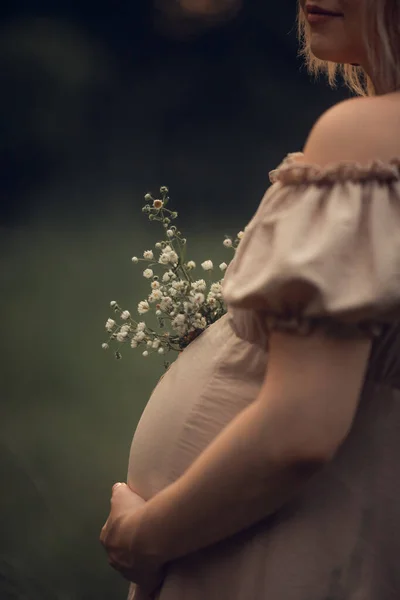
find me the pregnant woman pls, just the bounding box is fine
[101,1,400,598]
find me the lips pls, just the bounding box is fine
[305,4,343,16]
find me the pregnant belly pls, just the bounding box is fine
[127,314,267,500]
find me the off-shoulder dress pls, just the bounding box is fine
[127,152,400,600]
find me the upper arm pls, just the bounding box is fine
[257,100,380,463]
[258,331,372,463]
[246,97,393,464]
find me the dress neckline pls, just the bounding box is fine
[269,152,400,185]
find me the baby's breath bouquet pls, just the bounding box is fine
[102,186,243,369]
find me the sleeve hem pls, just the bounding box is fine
[264,314,384,339]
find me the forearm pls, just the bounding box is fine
[133,398,323,564]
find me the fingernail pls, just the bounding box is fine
[113,482,122,490]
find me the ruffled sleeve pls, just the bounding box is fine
[222,152,400,348]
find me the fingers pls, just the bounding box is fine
[100,482,143,548]
[111,482,129,501]
[110,482,129,508]
[111,482,146,510]
[101,483,127,542]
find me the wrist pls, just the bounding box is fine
[130,502,168,568]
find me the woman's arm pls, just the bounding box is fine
[129,96,381,565]
[132,330,371,564]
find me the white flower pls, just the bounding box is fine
[191,279,206,292]
[193,292,205,305]
[138,300,150,314]
[110,301,117,308]
[172,319,188,335]
[153,199,163,209]
[131,256,139,263]
[149,289,163,303]
[147,340,153,346]
[143,250,154,260]
[166,229,174,238]
[223,239,232,248]
[143,268,153,279]
[155,242,162,249]
[158,347,165,354]
[120,324,130,334]
[135,331,146,341]
[160,247,178,265]
[172,280,186,291]
[193,316,207,329]
[142,350,149,357]
[121,310,131,320]
[175,314,186,325]
[151,280,160,289]
[201,260,213,271]
[162,272,170,282]
[116,331,128,342]
[210,282,222,294]
[159,254,170,265]
[183,301,194,313]
[105,318,116,331]
[136,322,146,331]
[102,343,109,350]
[160,297,172,311]
[186,260,196,269]
[156,309,162,316]
[219,262,228,271]
[152,339,160,349]
[208,297,217,307]
[130,339,138,348]
[237,231,244,240]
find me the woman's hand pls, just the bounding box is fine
[100,483,166,595]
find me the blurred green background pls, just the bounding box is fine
[0,1,349,598]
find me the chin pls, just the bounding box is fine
[309,38,357,64]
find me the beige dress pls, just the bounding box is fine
[127,152,400,600]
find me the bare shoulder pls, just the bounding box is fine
[303,95,400,168]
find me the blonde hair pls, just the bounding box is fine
[297,0,400,97]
